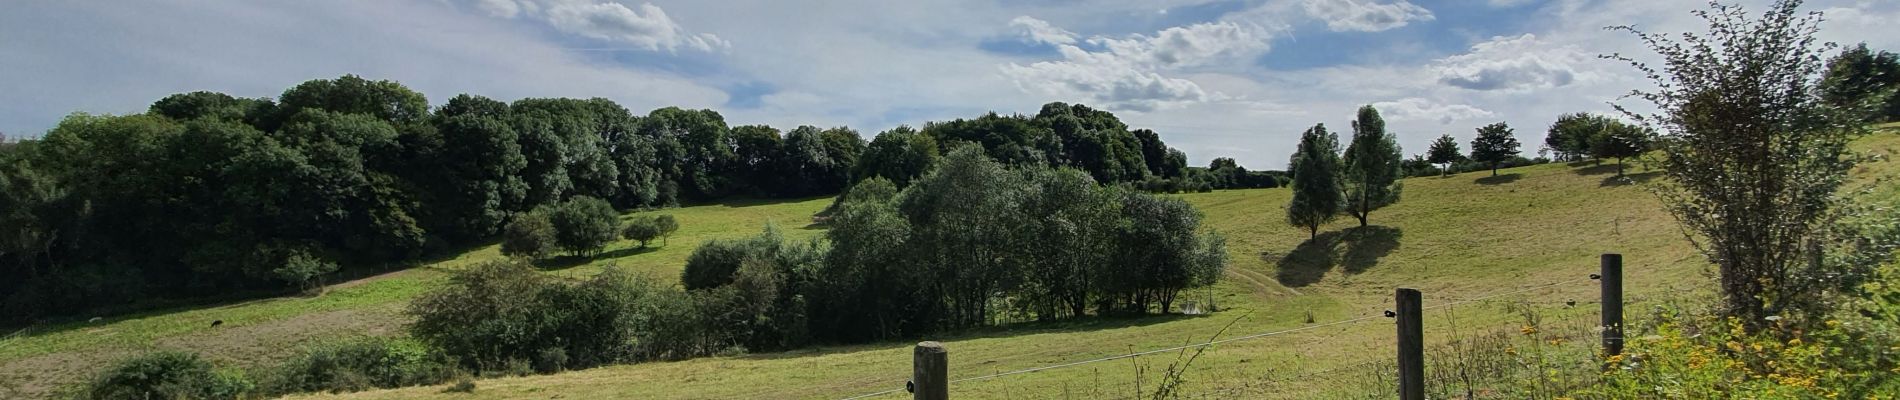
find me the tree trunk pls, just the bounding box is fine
[1616,158,1626,177]
[1356,213,1368,227]
[1491,163,1499,176]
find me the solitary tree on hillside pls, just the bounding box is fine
[1341,105,1403,227]
[1588,121,1651,176]
[1426,134,1464,177]
[1286,123,1342,239]
[1610,0,1862,331]
[654,214,679,246]
[545,196,619,257]
[1469,122,1521,176]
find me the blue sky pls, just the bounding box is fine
[2,0,1895,169]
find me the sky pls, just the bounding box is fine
[2,0,1895,170]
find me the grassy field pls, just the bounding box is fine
[5,133,1897,399]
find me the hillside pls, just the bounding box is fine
[6,133,1896,399]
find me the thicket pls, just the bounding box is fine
[0,76,1229,325]
[85,351,252,400]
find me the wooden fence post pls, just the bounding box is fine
[1600,253,1625,358]
[1395,288,1423,400]
[913,341,948,400]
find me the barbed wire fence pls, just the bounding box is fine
[837,255,1635,400]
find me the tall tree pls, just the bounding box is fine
[1819,43,1900,122]
[428,95,529,239]
[1341,105,1403,227]
[1468,122,1521,176]
[729,125,784,194]
[1426,134,1463,177]
[1286,124,1342,239]
[1610,0,1860,331]
[851,126,939,187]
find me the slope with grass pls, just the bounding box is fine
[0,197,832,399]
[7,133,1897,399]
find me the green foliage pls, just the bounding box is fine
[1426,134,1464,176]
[1820,43,1900,122]
[1287,123,1343,238]
[1341,105,1403,226]
[681,225,789,290]
[427,97,529,239]
[1544,112,1613,162]
[500,211,557,259]
[260,337,457,395]
[653,214,678,246]
[620,214,669,248]
[809,144,1228,338]
[407,260,660,372]
[1469,122,1522,176]
[852,126,939,187]
[1588,120,1651,176]
[271,246,339,292]
[1610,0,1859,329]
[1587,311,1900,399]
[543,196,618,257]
[87,351,252,400]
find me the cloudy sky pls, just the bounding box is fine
[2,0,1894,169]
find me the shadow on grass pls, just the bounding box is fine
[536,246,662,270]
[1600,171,1661,187]
[736,312,1203,361]
[691,195,834,209]
[1270,225,1404,287]
[1571,163,1619,176]
[1475,173,1523,185]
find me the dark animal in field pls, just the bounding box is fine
[211,320,223,327]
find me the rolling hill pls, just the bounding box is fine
[5,132,1897,399]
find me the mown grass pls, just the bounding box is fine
[7,133,1897,399]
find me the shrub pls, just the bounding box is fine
[499,211,556,259]
[544,196,619,257]
[681,226,786,290]
[261,337,458,395]
[87,351,252,400]
[621,216,663,248]
[408,260,658,373]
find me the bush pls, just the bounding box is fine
[408,260,658,373]
[680,226,787,290]
[261,337,458,395]
[543,196,619,257]
[500,211,556,259]
[621,216,663,248]
[87,351,252,400]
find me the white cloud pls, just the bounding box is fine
[1010,16,1077,45]
[1001,20,1269,110]
[472,0,729,52]
[1300,0,1435,32]
[1371,98,1497,124]
[0,0,727,138]
[1434,34,1591,92]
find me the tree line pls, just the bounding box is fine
[0,76,1260,324]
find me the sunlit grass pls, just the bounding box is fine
[8,133,1898,399]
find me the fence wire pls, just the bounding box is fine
[838,274,1599,399]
